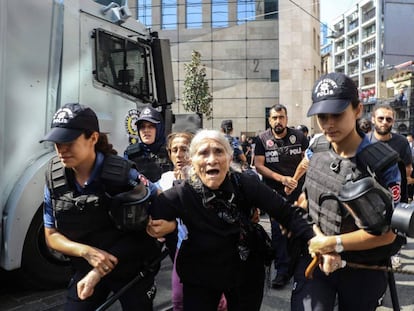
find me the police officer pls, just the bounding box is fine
[291,73,405,311]
[41,103,161,310]
[124,106,173,182]
[254,104,309,288]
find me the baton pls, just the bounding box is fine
[96,248,169,311]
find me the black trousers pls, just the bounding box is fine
[182,283,240,311]
[182,254,266,311]
[291,255,387,311]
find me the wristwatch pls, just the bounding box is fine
[335,236,344,253]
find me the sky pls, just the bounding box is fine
[320,0,359,27]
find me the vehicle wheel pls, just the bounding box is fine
[21,205,72,289]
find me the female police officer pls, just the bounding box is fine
[40,103,160,311]
[291,73,405,311]
[124,106,173,182]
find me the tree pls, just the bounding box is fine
[182,50,213,122]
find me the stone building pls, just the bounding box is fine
[135,0,321,136]
[327,0,414,133]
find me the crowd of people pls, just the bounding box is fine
[39,71,410,311]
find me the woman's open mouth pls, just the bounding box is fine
[206,168,220,176]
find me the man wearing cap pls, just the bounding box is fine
[124,106,173,182]
[254,104,309,289]
[40,103,161,310]
[291,72,404,311]
[220,119,248,171]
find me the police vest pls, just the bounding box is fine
[125,143,173,182]
[46,155,133,242]
[305,138,360,236]
[305,136,405,264]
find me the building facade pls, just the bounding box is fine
[135,0,320,136]
[328,0,414,133]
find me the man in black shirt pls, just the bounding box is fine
[254,104,309,288]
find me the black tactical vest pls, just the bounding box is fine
[125,143,173,182]
[46,155,132,243]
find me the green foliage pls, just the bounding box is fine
[182,50,213,120]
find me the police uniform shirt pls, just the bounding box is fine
[255,127,309,192]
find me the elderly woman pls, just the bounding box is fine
[148,129,314,311]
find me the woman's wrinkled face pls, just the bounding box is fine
[192,138,231,190]
[138,121,156,145]
[169,137,191,170]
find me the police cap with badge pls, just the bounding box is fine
[308,73,414,237]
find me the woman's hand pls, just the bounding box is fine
[294,192,308,210]
[308,225,335,255]
[82,246,118,276]
[282,176,298,190]
[146,216,177,238]
[319,253,344,275]
[44,227,117,276]
[77,268,101,300]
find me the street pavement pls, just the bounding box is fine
[1,216,414,310]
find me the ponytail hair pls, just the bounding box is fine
[84,130,117,155]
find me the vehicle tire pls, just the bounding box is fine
[21,205,72,289]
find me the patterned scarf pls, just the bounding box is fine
[186,168,240,224]
[186,168,255,262]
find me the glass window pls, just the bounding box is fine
[186,0,202,28]
[137,0,152,27]
[270,69,279,82]
[264,0,278,19]
[212,0,228,28]
[162,0,177,29]
[94,29,153,102]
[237,0,255,24]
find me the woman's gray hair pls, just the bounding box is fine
[189,129,233,159]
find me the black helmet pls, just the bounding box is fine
[107,182,151,231]
[296,125,309,134]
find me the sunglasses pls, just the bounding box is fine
[376,116,394,123]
